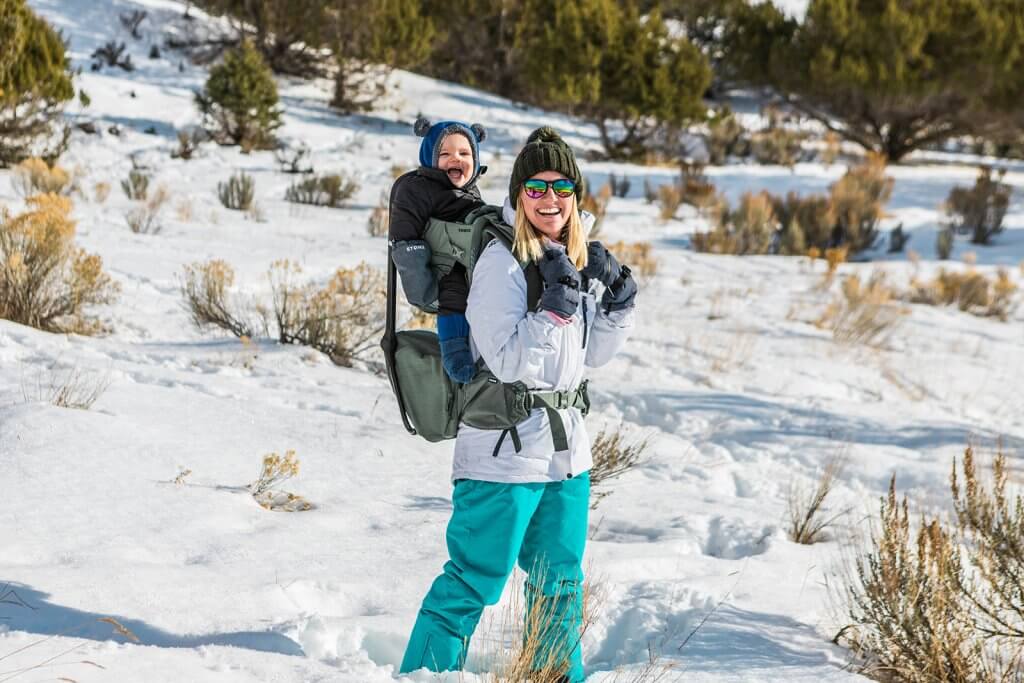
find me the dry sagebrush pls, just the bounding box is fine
[180,258,385,366]
[12,157,75,198]
[907,268,1018,321]
[268,260,384,367]
[0,195,119,334]
[836,448,1024,682]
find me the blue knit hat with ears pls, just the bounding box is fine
[414,117,487,179]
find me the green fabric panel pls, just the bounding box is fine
[393,330,458,442]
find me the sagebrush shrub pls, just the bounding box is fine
[691,192,779,255]
[0,194,119,334]
[580,183,610,239]
[121,169,149,200]
[284,172,359,208]
[606,241,657,283]
[706,107,750,165]
[218,171,255,211]
[249,449,312,512]
[838,450,1024,681]
[907,268,1018,321]
[180,260,255,338]
[269,260,385,367]
[182,258,385,366]
[771,192,835,254]
[13,157,73,198]
[750,126,806,167]
[829,155,892,254]
[945,167,1011,245]
[21,361,110,409]
[274,143,312,174]
[937,227,955,260]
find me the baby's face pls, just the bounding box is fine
[437,134,474,188]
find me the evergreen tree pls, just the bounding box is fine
[419,0,523,98]
[191,0,330,77]
[195,40,281,150]
[330,0,435,113]
[0,0,74,166]
[726,0,1024,162]
[514,0,711,160]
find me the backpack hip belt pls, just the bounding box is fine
[527,380,590,453]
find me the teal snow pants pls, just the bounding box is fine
[400,472,590,682]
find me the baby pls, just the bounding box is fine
[388,117,488,384]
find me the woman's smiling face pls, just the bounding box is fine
[520,170,574,243]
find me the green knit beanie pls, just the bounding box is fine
[508,126,584,209]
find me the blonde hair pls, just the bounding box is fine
[512,190,588,270]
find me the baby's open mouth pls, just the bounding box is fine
[446,168,464,182]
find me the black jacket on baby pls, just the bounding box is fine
[388,166,485,315]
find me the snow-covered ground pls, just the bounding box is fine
[1,1,1022,681]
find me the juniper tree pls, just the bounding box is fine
[195,39,281,150]
[0,0,74,166]
[514,0,711,160]
[725,0,1024,162]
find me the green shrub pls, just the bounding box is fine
[218,171,255,211]
[284,173,359,209]
[944,167,1011,245]
[706,106,750,165]
[121,169,149,200]
[195,40,281,150]
[0,0,75,166]
[750,126,806,167]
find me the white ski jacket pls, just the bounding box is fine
[453,208,634,484]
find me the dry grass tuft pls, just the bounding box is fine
[124,185,170,234]
[0,195,120,334]
[93,181,111,204]
[13,158,74,198]
[580,183,611,239]
[605,241,657,283]
[21,361,111,409]
[472,565,603,683]
[816,271,904,346]
[907,268,1018,321]
[589,423,650,505]
[366,190,389,237]
[787,452,850,544]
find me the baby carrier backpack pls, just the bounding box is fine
[380,206,590,447]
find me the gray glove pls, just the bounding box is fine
[581,241,622,287]
[391,239,437,310]
[538,248,580,319]
[601,265,637,312]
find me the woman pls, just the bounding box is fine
[400,127,638,682]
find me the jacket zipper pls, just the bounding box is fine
[582,293,589,349]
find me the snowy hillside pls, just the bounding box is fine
[1,1,1022,682]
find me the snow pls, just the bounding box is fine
[1,1,1022,681]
